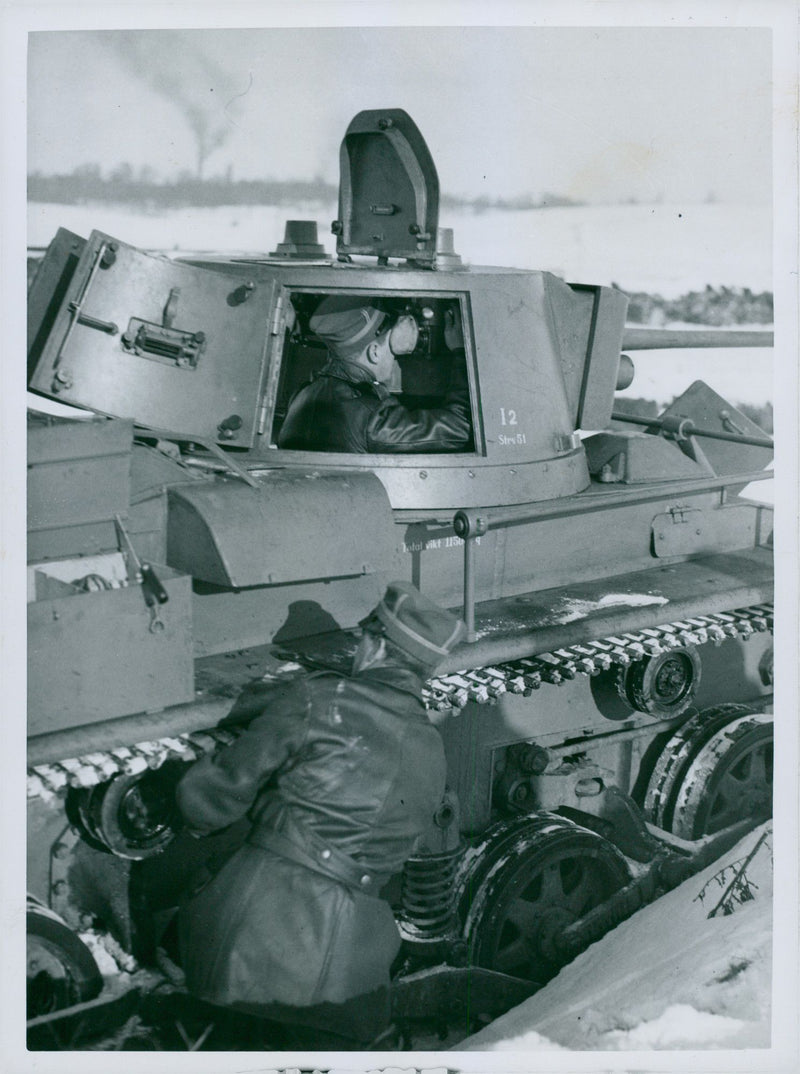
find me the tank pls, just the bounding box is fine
[26,109,774,1042]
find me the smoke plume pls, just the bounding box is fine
[102,30,249,178]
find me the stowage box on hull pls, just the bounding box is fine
[27,413,133,562]
[28,565,194,736]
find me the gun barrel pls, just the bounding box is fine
[621,327,773,351]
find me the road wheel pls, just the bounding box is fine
[27,899,102,1018]
[643,703,754,830]
[461,814,630,985]
[669,712,773,839]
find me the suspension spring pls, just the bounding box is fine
[398,847,465,942]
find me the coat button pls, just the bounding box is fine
[321,849,331,860]
[360,874,371,886]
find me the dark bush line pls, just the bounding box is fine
[28,174,340,209]
[619,285,773,326]
[27,174,582,213]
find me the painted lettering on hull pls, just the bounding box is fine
[403,535,481,553]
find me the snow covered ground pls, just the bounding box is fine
[455,824,774,1055]
[194,826,786,1067]
[26,199,772,299]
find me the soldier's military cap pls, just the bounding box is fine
[309,296,388,359]
[363,581,466,669]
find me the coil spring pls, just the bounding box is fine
[399,847,464,940]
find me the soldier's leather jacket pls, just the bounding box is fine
[277,357,472,453]
[176,666,447,889]
[175,665,447,1017]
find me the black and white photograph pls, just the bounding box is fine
[2,1,798,1072]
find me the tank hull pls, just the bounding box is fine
[24,106,775,1042]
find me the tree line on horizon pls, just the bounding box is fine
[27,164,582,212]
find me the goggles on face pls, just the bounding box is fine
[383,313,420,356]
[357,611,386,635]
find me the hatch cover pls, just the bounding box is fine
[335,109,440,263]
[28,230,277,448]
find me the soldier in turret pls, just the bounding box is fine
[277,296,472,452]
[175,581,465,1048]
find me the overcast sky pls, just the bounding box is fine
[27,26,772,205]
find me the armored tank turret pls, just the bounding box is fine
[25,109,773,1044]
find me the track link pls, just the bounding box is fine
[424,602,772,707]
[27,602,773,801]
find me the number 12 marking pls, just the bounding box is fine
[500,408,518,426]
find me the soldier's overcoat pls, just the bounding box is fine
[176,665,446,1030]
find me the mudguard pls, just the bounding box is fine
[167,469,397,587]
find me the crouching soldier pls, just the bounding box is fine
[175,582,465,1048]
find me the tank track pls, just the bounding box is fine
[425,603,773,709]
[27,602,773,802]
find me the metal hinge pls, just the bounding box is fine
[554,431,582,453]
[668,504,691,524]
[269,292,285,336]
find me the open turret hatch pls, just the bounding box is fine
[27,229,277,447]
[334,109,440,264]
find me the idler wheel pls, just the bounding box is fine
[617,646,701,717]
[69,766,182,860]
[669,712,773,839]
[27,897,102,1018]
[461,814,630,984]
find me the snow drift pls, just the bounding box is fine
[457,823,773,1051]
